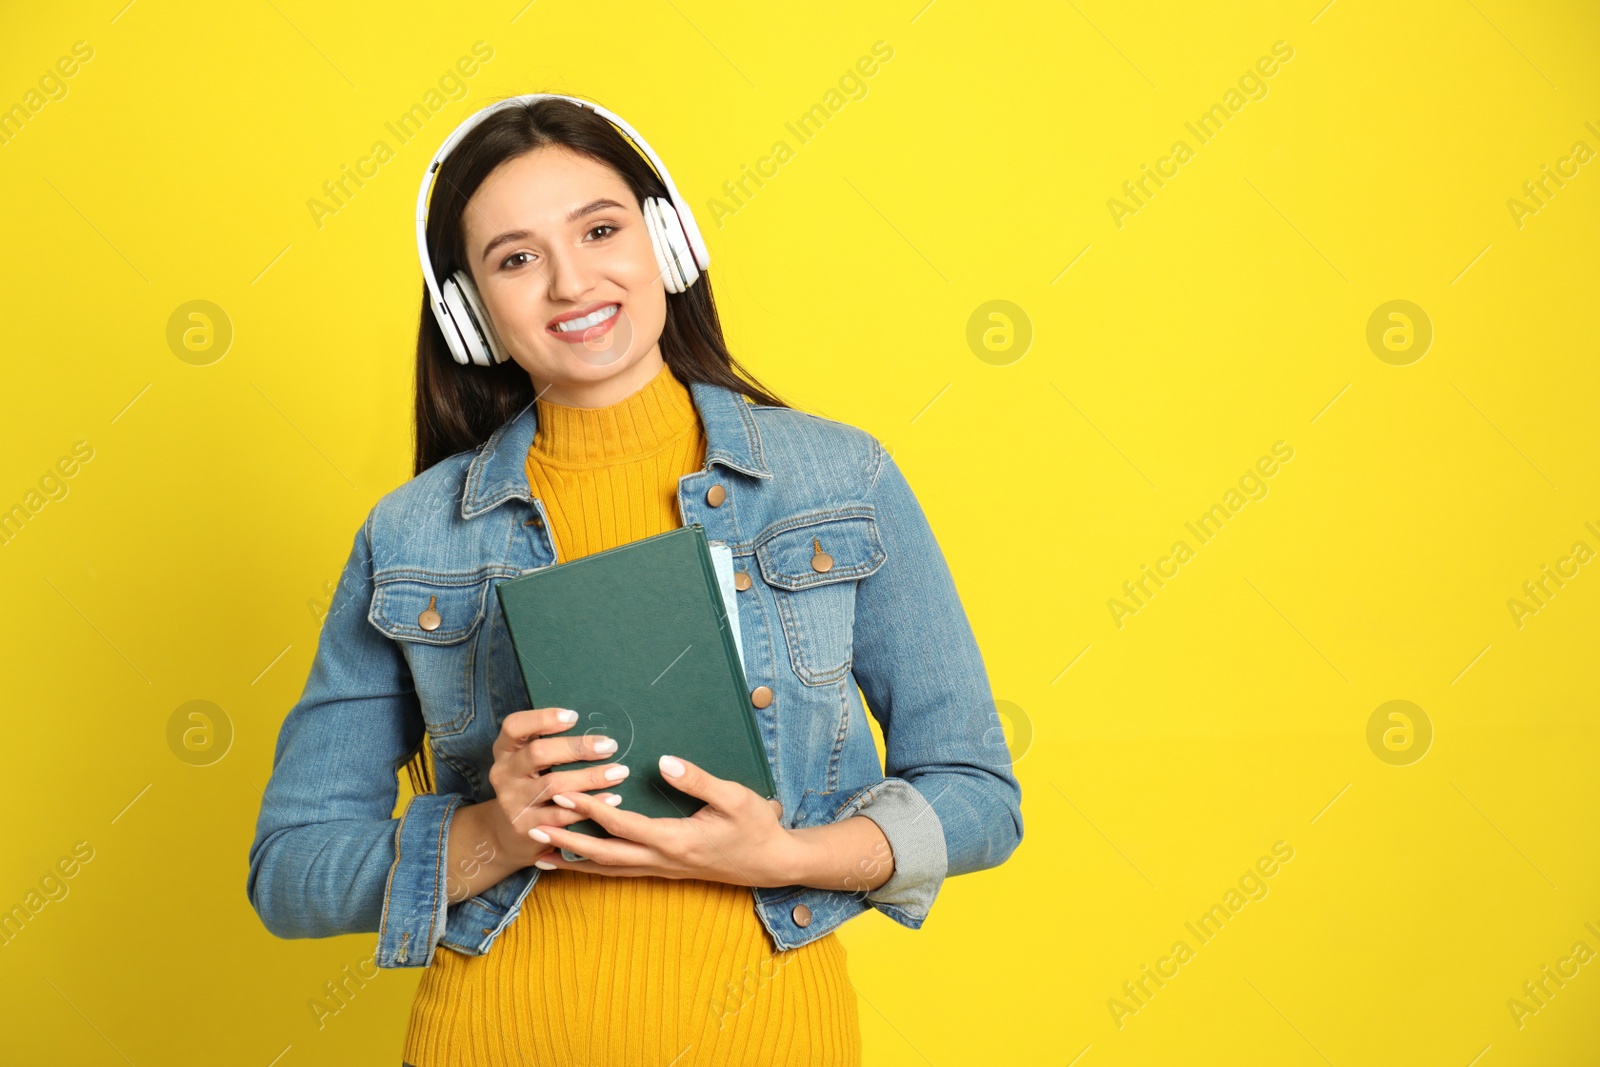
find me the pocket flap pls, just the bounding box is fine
[368,574,489,645]
[755,512,885,591]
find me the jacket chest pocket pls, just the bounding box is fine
[755,513,886,686]
[367,573,490,738]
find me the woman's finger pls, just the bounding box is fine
[526,819,659,868]
[504,791,619,830]
[493,706,578,761]
[548,789,658,843]
[513,731,618,779]
[655,754,740,811]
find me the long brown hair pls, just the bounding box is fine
[404,96,790,793]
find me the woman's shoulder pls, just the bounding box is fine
[745,401,887,491]
[361,448,480,543]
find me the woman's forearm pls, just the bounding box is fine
[445,800,897,902]
[785,815,895,895]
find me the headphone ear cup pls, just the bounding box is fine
[435,275,474,366]
[443,270,508,366]
[656,197,700,292]
[642,197,681,293]
[645,196,699,294]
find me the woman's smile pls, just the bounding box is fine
[546,300,622,344]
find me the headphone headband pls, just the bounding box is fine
[414,93,710,365]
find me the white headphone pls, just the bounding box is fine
[415,94,711,368]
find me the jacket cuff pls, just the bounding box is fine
[375,791,467,968]
[837,777,947,927]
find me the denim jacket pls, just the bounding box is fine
[246,378,1023,969]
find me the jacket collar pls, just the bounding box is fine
[461,377,773,519]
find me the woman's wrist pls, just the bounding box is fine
[445,799,520,903]
[781,816,895,894]
[773,826,818,886]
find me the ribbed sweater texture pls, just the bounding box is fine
[401,362,863,1066]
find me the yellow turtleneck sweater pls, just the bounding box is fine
[402,362,862,1066]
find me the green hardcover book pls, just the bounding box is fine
[494,523,776,847]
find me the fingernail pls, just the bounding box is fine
[529,827,551,843]
[604,793,623,806]
[594,737,617,754]
[534,858,557,870]
[660,755,685,777]
[556,708,578,723]
[604,764,630,781]
[551,794,576,809]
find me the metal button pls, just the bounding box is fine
[810,536,833,573]
[734,571,751,591]
[751,685,773,709]
[792,903,812,927]
[418,595,442,631]
[706,484,727,507]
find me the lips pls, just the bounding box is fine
[547,301,619,331]
[546,302,623,345]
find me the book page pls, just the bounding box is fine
[707,542,745,671]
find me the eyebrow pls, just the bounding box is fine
[479,198,627,264]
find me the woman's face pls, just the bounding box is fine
[459,145,668,403]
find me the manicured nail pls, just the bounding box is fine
[604,793,623,806]
[528,827,551,843]
[556,708,579,723]
[593,737,617,754]
[660,755,685,778]
[551,794,576,809]
[604,764,629,781]
[534,858,557,870]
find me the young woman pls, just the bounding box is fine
[247,94,1023,1067]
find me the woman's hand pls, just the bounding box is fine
[526,754,805,888]
[476,706,631,871]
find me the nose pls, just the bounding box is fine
[541,242,596,307]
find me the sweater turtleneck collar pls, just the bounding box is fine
[529,361,700,466]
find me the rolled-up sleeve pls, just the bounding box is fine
[844,439,1025,927]
[245,512,466,969]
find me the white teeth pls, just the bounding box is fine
[554,304,619,332]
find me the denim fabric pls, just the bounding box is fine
[247,381,1023,968]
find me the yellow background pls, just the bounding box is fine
[3,0,1597,1063]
